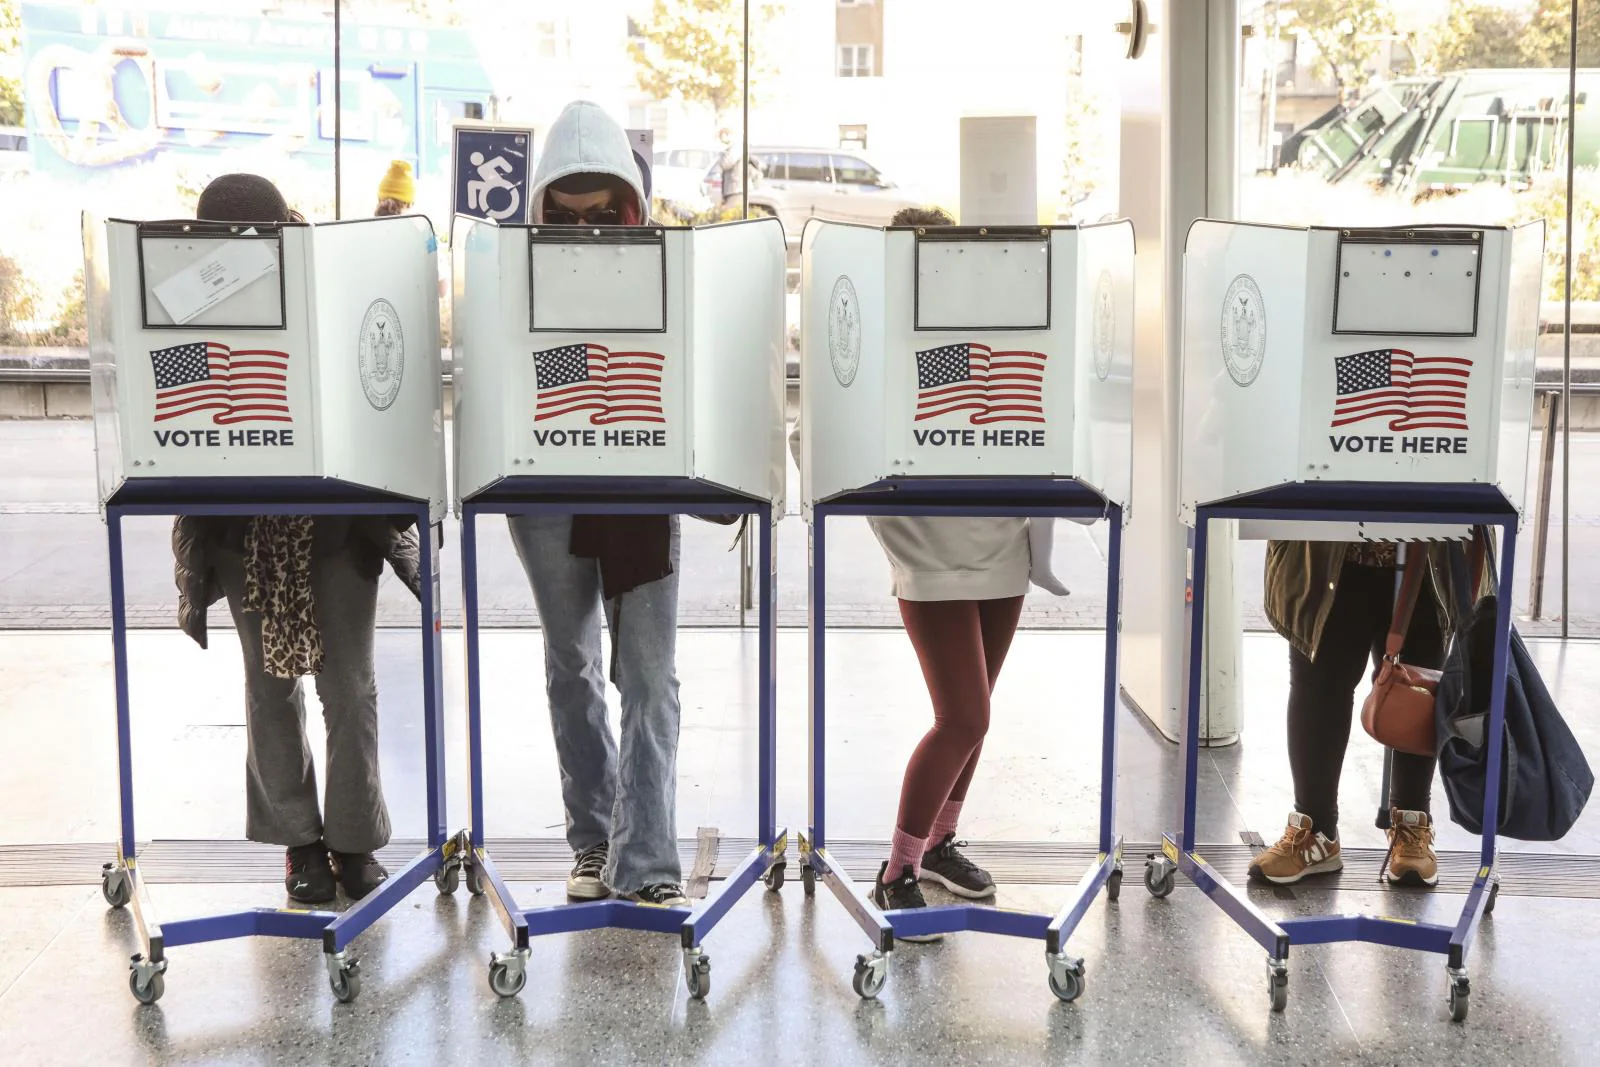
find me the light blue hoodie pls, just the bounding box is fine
[530,101,647,224]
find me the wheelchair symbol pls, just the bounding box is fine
[467,151,522,221]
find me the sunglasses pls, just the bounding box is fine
[545,207,623,225]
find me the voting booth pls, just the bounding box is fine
[799,220,1134,511]
[87,214,447,519]
[1178,220,1543,541]
[1155,219,1545,1020]
[452,215,786,507]
[797,219,1135,1004]
[448,215,787,1003]
[83,213,452,1006]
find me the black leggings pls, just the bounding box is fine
[1287,560,1443,840]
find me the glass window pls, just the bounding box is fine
[784,152,833,183]
[831,154,880,186]
[837,44,874,78]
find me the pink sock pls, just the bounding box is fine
[929,800,963,848]
[885,827,928,881]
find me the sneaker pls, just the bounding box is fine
[627,883,689,908]
[567,842,611,900]
[870,862,943,943]
[284,843,337,904]
[1383,808,1439,887]
[920,833,996,899]
[1247,812,1343,885]
[331,851,389,900]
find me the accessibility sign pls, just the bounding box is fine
[452,124,534,223]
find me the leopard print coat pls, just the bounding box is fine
[242,515,322,678]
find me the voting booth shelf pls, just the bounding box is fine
[795,219,1135,1004]
[83,213,457,1007]
[447,215,787,1003]
[1150,219,1546,1022]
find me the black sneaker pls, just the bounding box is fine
[870,862,943,943]
[331,851,389,901]
[285,842,336,904]
[920,833,996,899]
[627,883,689,908]
[567,842,611,900]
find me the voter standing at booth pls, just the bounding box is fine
[505,101,690,909]
[172,173,422,904]
[374,160,415,217]
[1250,540,1463,888]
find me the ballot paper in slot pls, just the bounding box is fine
[798,219,1135,513]
[1178,220,1544,539]
[85,214,447,519]
[451,216,787,509]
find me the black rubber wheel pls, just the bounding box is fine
[852,954,886,1000]
[801,865,817,897]
[435,864,460,895]
[128,970,164,1005]
[489,960,526,998]
[329,963,361,1004]
[1048,966,1085,1002]
[1484,881,1500,917]
[764,863,785,893]
[103,873,131,909]
[1449,981,1470,1023]
[1269,972,1288,1013]
[1106,869,1124,903]
[686,955,711,1000]
[1145,864,1175,900]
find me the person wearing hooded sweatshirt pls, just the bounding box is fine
[507,101,688,907]
[788,206,1073,936]
[171,173,423,905]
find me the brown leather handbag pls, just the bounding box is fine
[1360,551,1440,757]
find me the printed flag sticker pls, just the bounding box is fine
[150,341,291,424]
[534,344,666,425]
[1333,348,1471,432]
[914,343,1047,424]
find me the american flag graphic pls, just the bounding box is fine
[533,343,666,424]
[914,343,1047,424]
[150,341,291,424]
[1333,348,1472,432]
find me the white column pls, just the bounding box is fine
[1117,0,1243,745]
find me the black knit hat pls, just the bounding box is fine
[196,173,292,224]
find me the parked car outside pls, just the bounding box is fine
[703,146,925,237]
[651,146,719,219]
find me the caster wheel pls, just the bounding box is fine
[685,952,712,1000]
[1047,959,1086,1003]
[1448,973,1471,1022]
[801,864,817,897]
[465,862,485,897]
[1145,863,1175,900]
[488,957,526,998]
[852,953,887,1000]
[764,863,786,893]
[1268,966,1288,1013]
[434,864,460,896]
[102,867,131,909]
[329,960,362,1004]
[1106,868,1124,903]
[128,970,164,1005]
[1484,880,1500,917]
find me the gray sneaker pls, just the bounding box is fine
[567,841,611,899]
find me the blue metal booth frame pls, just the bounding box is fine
[803,476,1124,1002]
[99,477,454,1006]
[457,475,783,1001]
[1146,480,1520,1022]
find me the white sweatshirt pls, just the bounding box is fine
[867,516,1032,601]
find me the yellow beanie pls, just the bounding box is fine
[378,160,415,205]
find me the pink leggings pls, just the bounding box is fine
[894,596,1025,837]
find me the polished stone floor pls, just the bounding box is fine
[0,628,1596,1064]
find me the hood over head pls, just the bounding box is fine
[531,101,647,224]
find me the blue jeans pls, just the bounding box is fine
[507,514,683,893]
